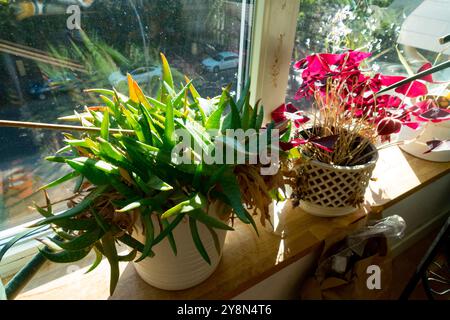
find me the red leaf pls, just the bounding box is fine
[403,122,420,130]
[279,138,307,151]
[377,117,402,135]
[424,140,450,154]
[309,135,339,152]
[417,63,433,82]
[418,108,450,122]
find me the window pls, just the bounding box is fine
[287,0,450,107]
[0,0,254,274]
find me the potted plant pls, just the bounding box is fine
[272,50,447,217]
[0,54,285,295]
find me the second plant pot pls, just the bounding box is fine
[294,143,378,217]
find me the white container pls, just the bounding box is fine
[133,211,228,291]
[398,121,450,162]
[295,144,378,217]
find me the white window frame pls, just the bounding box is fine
[0,0,301,279]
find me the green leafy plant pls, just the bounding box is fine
[0,53,285,295]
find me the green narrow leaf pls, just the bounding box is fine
[32,185,108,227]
[39,247,91,263]
[376,60,450,95]
[117,233,144,253]
[255,104,265,130]
[85,247,103,274]
[227,92,242,130]
[152,213,185,247]
[189,217,211,265]
[164,99,175,146]
[206,225,221,256]
[135,209,155,262]
[39,171,80,190]
[0,227,46,261]
[161,199,190,219]
[241,94,251,130]
[49,228,103,251]
[162,219,177,256]
[160,53,174,89]
[219,174,251,224]
[101,232,120,296]
[118,250,137,262]
[100,109,110,140]
[188,209,233,231]
[66,158,115,186]
[205,85,230,129]
[249,99,261,129]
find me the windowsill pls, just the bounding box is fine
[15,146,450,300]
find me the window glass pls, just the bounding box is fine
[287,0,450,107]
[0,0,253,233]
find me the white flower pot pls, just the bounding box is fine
[133,211,228,291]
[398,121,450,162]
[294,144,378,217]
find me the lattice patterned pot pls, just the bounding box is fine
[293,144,378,217]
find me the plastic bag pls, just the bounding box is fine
[301,215,406,300]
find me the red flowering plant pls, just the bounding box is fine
[274,50,450,164]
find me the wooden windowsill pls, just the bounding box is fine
[17,146,450,300]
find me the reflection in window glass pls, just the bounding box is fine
[0,0,253,232]
[287,0,450,107]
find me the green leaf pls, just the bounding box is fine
[85,247,103,274]
[117,233,144,253]
[219,174,251,224]
[241,94,251,130]
[39,171,80,190]
[135,209,155,262]
[160,53,174,90]
[161,199,191,219]
[205,86,230,130]
[162,219,177,256]
[188,209,233,231]
[152,213,185,247]
[161,194,205,219]
[147,175,173,191]
[66,158,117,186]
[39,247,91,263]
[206,225,221,256]
[255,104,265,130]
[189,217,211,265]
[227,92,242,130]
[376,60,450,95]
[101,232,120,296]
[100,109,110,140]
[0,227,46,261]
[164,99,175,146]
[32,186,108,227]
[249,99,261,129]
[118,250,137,262]
[50,228,103,251]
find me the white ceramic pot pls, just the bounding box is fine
[133,210,228,291]
[398,121,450,162]
[295,144,378,217]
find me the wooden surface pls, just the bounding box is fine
[17,147,450,300]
